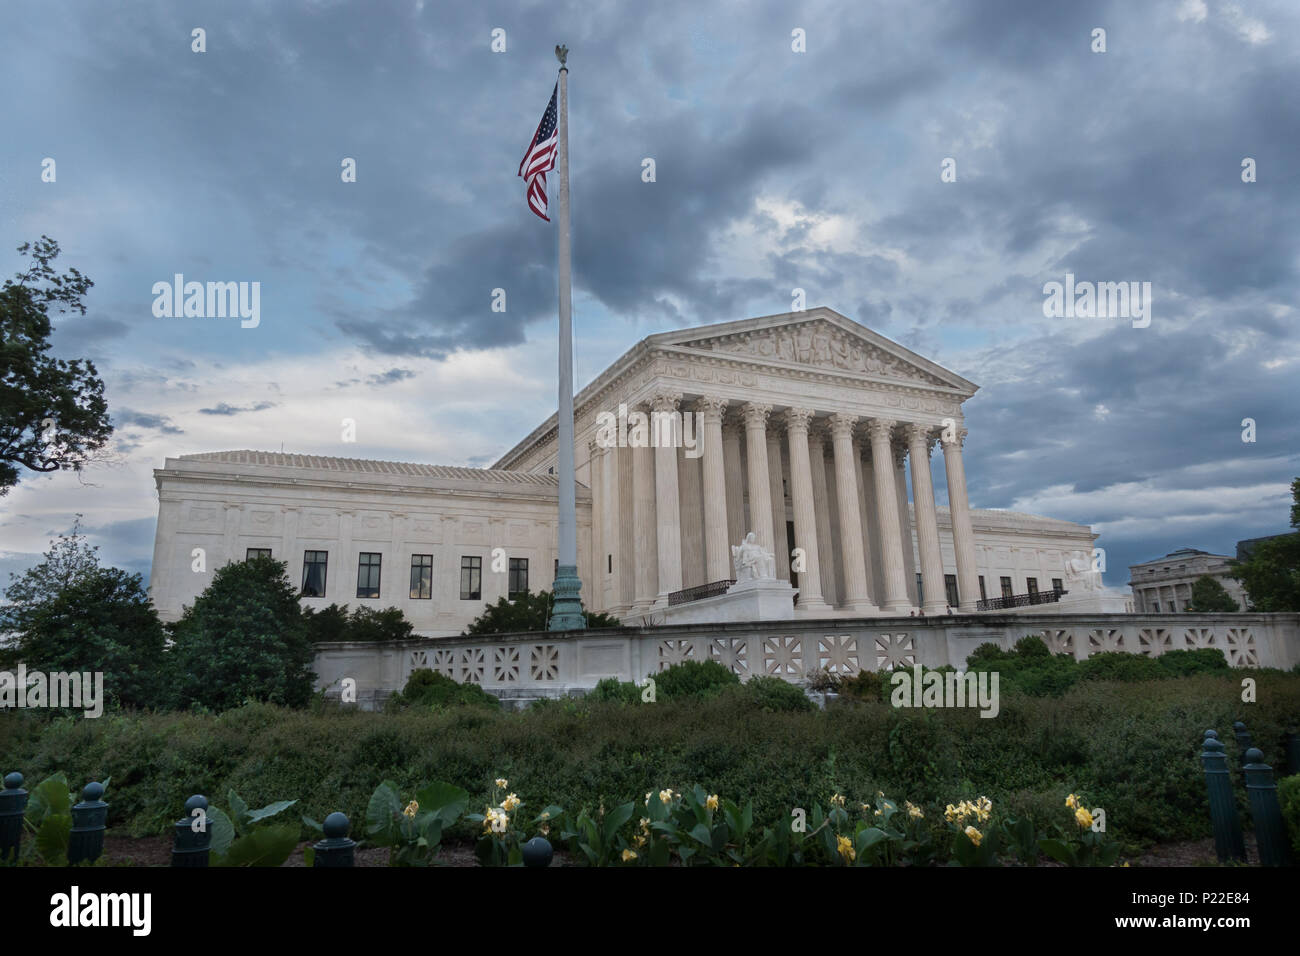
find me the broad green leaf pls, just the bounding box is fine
[35,813,71,865]
[218,823,300,867]
[687,822,713,847]
[245,799,298,826]
[602,801,636,845]
[25,773,71,823]
[415,782,469,827]
[302,815,324,834]
[206,806,236,858]
[1037,838,1075,866]
[856,827,891,852]
[365,781,402,844]
[228,790,249,833]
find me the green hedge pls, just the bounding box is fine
[3,670,1296,852]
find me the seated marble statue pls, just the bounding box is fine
[732,532,776,583]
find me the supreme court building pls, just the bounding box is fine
[149,308,1121,634]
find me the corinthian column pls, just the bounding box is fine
[741,403,775,555]
[906,423,947,615]
[866,418,912,612]
[829,413,874,613]
[696,396,730,583]
[766,430,790,580]
[652,393,683,603]
[941,426,980,611]
[783,408,829,611]
[631,405,657,613]
[722,415,745,573]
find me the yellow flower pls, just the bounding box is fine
[836,834,856,861]
[645,791,654,805]
[501,793,522,812]
[494,778,508,789]
[621,848,638,862]
[964,826,983,847]
[639,817,651,832]
[1075,807,1094,829]
[706,794,719,811]
[484,807,509,833]
[830,793,846,807]
[402,800,419,819]
[539,811,550,821]
[1065,793,1078,810]
[659,789,675,804]
[906,802,924,820]
[634,834,647,848]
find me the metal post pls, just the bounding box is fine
[313,811,357,867]
[68,781,108,865]
[0,773,28,861]
[1200,731,1246,863]
[1243,747,1290,866]
[548,42,585,632]
[172,795,212,867]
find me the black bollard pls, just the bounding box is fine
[312,812,356,867]
[68,781,108,865]
[1201,731,1246,863]
[1243,748,1290,866]
[0,773,28,861]
[172,795,213,867]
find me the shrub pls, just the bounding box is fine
[837,669,887,702]
[167,556,315,710]
[586,677,641,705]
[398,668,499,711]
[1154,649,1230,677]
[1077,652,1165,683]
[805,668,841,692]
[653,660,739,700]
[1013,635,1052,658]
[965,642,1011,667]
[302,604,415,643]
[1279,774,1300,858]
[743,676,815,713]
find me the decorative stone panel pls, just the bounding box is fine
[658,639,696,670]
[1035,629,1075,656]
[1087,629,1125,654]
[431,647,456,678]
[460,647,486,683]
[708,638,749,676]
[1183,628,1216,651]
[818,635,860,675]
[530,644,560,681]
[763,636,804,676]
[875,633,914,670]
[1137,628,1173,657]
[492,646,520,682]
[1223,628,1258,667]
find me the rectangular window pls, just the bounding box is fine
[944,574,959,608]
[460,556,482,601]
[357,552,381,599]
[302,551,328,597]
[508,558,529,599]
[916,573,924,605]
[1052,578,1064,593]
[246,548,271,560]
[1152,600,1161,612]
[1026,577,1039,597]
[1000,576,1013,599]
[410,554,433,600]
[978,575,987,602]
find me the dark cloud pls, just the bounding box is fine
[113,409,184,434]
[197,401,277,416]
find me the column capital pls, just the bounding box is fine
[695,394,729,423]
[904,421,936,447]
[891,440,909,468]
[741,401,772,429]
[721,412,743,440]
[650,391,682,414]
[828,412,859,440]
[941,425,970,449]
[864,417,897,443]
[807,419,830,448]
[782,406,816,434]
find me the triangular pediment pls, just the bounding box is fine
[647,308,977,394]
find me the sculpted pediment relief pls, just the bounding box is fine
[674,320,946,386]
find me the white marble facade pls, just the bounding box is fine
[149,308,1110,634]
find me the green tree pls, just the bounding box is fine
[1184,574,1239,612]
[1230,478,1300,612]
[302,602,415,643]
[463,589,622,635]
[0,237,113,495]
[168,555,316,710]
[0,518,166,709]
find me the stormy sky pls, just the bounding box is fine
[1,0,1296,589]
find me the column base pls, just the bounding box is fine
[921,602,948,616]
[839,599,878,614]
[548,565,587,631]
[880,600,914,614]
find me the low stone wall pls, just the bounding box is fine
[313,612,1300,710]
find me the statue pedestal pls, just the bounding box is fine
[648,579,798,626]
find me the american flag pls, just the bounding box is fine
[518,83,558,221]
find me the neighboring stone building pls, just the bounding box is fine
[1128,548,1248,612]
[149,307,1120,634]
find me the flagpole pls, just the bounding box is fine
[549,43,586,631]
